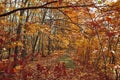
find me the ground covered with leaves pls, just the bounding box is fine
[0,50,118,80]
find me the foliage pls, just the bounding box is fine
[0,0,120,80]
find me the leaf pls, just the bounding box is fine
[5,78,11,80]
[71,4,78,10]
[106,17,112,22]
[92,22,101,28]
[13,65,22,73]
[59,0,63,4]
[0,4,4,14]
[0,38,4,44]
[106,32,115,37]
[0,61,8,71]
[17,41,23,47]
[98,0,102,4]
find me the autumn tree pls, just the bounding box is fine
[0,0,120,80]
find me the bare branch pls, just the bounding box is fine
[0,1,58,17]
[0,1,107,17]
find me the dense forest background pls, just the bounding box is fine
[0,0,120,80]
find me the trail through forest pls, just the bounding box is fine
[23,50,112,80]
[0,0,120,80]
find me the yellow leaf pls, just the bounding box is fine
[0,4,4,14]
[14,65,22,73]
[17,42,23,47]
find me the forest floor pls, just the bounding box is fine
[24,50,114,80]
[0,50,115,80]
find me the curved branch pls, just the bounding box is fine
[0,2,101,17]
[57,9,73,22]
[0,1,58,17]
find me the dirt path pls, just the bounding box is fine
[24,51,108,80]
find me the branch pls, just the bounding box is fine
[57,9,73,22]
[0,1,106,17]
[0,1,58,17]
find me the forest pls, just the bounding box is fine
[0,0,120,80]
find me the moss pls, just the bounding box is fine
[57,54,76,68]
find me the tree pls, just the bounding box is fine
[0,0,120,80]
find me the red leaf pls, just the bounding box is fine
[106,32,115,37]
[59,0,63,5]
[36,64,43,72]
[106,17,111,21]
[5,78,11,80]
[4,68,14,74]
[0,39,4,44]
[11,37,16,42]
[61,62,67,76]
[93,22,101,28]
[71,5,78,10]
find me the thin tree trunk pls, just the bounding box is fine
[48,36,51,55]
